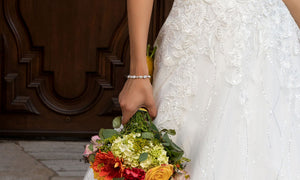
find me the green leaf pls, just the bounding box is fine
[112,116,122,128]
[139,152,148,162]
[160,129,176,136]
[170,149,184,162]
[100,129,119,139]
[162,142,170,146]
[146,44,150,57]
[88,144,94,151]
[113,178,125,180]
[98,128,104,139]
[160,129,168,133]
[162,133,184,163]
[141,132,154,139]
[167,129,176,136]
[163,133,182,151]
[181,157,191,162]
[150,46,157,58]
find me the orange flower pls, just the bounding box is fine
[145,164,173,180]
[92,151,124,180]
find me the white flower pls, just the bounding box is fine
[114,124,124,132]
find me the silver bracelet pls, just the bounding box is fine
[127,75,151,79]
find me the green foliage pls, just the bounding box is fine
[88,144,94,151]
[161,133,184,164]
[99,135,118,153]
[122,109,187,164]
[88,154,95,163]
[88,108,189,168]
[141,132,154,139]
[146,44,157,58]
[161,129,176,136]
[121,110,152,135]
[139,152,149,162]
[112,116,122,128]
[99,129,119,139]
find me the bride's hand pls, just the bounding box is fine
[118,78,157,124]
[122,0,155,124]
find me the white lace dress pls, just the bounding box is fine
[84,0,300,179]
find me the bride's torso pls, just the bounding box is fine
[167,0,293,28]
[154,0,300,85]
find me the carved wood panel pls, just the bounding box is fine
[0,0,174,138]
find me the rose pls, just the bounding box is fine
[123,167,145,180]
[145,164,173,180]
[83,144,94,157]
[91,135,101,144]
[83,135,102,157]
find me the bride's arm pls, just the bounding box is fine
[127,0,154,75]
[283,0,300,28]
[119,0,156,124]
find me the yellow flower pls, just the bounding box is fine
[93,172,105,180]
[145,164,174,180]
[146,55,154,83]
[146,44,157,83]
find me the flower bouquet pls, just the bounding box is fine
[83,108,190,180]
[82,45,190,179]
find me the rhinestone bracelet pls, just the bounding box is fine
[127,75,151,79]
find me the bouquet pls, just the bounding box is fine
[83,108,190,180]
[82,45,190,179]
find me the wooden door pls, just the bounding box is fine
[0,0,174,138]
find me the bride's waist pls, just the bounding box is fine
[171,0,288,19]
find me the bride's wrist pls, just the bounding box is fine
[129,60,149,75]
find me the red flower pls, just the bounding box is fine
[92,151,124,180]
[123,167,146,180]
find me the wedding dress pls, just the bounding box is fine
[84,0,300,179]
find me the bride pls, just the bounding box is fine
[85,0,300,179]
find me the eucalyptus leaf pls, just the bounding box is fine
[142,132,154,139]
[101,129,119,139]
[139,152,148,162]
[162,133,184,163]
[162,133,182,151]
[149,121,159,131]
[112,116,122,129]
[149,122,160,139]
[170,150,184,162]
[98,128,104,139]
[162,142,170,146]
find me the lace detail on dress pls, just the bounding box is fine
[151,0,300,179]
[153,0,300,132]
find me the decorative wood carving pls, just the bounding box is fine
[0,0,174,137]
[4,73,39,114]
[2,0,128,115]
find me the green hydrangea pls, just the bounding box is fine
[111,133,168,171]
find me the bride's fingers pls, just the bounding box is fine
[145,99,157,120]
[121,105,138,124]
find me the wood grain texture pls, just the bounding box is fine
[0,0,174,138]
[0,34,3,113]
